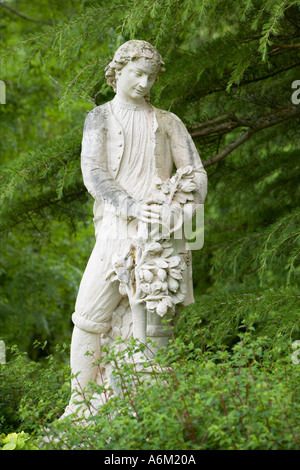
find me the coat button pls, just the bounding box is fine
[112,166,117,171]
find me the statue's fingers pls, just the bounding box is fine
[143,209,160,219]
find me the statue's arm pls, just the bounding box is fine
[168,113,208,205]
[80,107,136,219]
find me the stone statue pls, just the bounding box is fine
[61,40,207,419]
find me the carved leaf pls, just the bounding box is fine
[169,268,183,280]
[125,256,133,269]
[161,247,174,258]
[119,283,127,296]
[172,291,186,303]
[146,242,163,254]
[146,300,159,311]
[153,176,163,185]
[155,258,169,269]
[117,267,129,283]
[167,256,181,267]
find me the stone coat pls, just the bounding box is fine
[74,100,208,333]
[81,100,207,226]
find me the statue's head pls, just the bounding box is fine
[105,40,165,101]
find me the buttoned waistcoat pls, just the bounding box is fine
[81,100,207,227]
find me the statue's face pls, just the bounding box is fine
[115,58,158,103]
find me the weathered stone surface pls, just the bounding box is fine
[60,40,207,420]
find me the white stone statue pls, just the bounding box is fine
[61,40,207,419]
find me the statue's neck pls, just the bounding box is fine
[113,94,148,110]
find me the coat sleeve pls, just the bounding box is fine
[81,106,136,219]
[167,112,207,205]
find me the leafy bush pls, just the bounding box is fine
[0,343,71,435]
[2,335,298,450]
[0,432,38,450]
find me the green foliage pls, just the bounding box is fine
[0,0,299,450]
[0,343,71,434]
[0,431,38,450]
[3,336,298,450]
[176,286,299,352]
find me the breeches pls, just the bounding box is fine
[71,211,192,335]
[72,233,132,334]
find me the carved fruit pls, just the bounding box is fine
[157,268,167,281]
[156,301,168,317]
[168,277,179,293]
[142,269,154,282]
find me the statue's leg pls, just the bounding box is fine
[69,326,101,404]
[60,235,125,419]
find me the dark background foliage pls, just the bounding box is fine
[0,0,299,449]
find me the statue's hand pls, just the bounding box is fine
[150,203,182,239]
[129,200,162,224]
[179,179,198,193]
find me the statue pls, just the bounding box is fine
[61,40,207,419]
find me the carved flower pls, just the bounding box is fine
[140,283,151,294]
[151,281,165,295]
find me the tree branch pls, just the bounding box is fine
[200,106,300,168]
[0,3,52,25]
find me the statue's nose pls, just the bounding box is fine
[139,76,148,89]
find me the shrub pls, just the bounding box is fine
[0,342,71,435]
[1,335,299,450]
[0,431,38,450]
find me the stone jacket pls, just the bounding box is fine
[81,100,208,226]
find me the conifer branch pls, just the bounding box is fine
[192,106,300,168]
[0,3,52,25]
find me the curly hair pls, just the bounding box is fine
[105,40,165,97]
